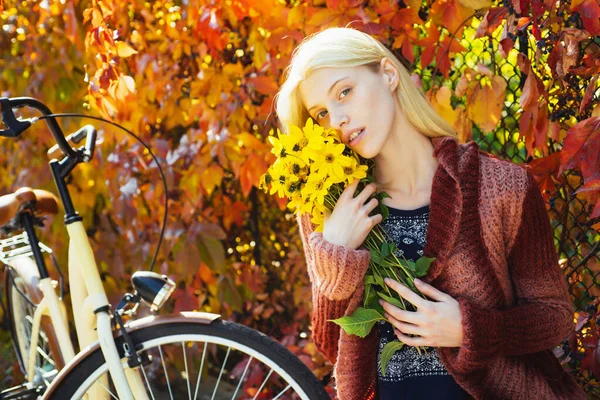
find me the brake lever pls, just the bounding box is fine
[0,97,31,138]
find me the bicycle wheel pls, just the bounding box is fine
[45,319,330,400]
[5,263,63,387]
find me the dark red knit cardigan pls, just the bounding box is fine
[297,136,586,399]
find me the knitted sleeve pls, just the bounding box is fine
[297,213,371,364]
[449,171,574,374]
[296,213,371,301]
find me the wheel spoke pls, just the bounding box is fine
[138,363,157,400]
[252,369,274,400]
[158,345,173,400]
[182,341,192,400]
[96,376,120,400]
[272,384,292,400]
[210,346,231,400]
[193,341,207,400]
[230,355,253,400]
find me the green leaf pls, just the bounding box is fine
[414,256,436,277]
[377,290,404,308]
[364,274,376,286]
[369,249,382,264]
[363,284,378,309]
[379,191,391,199]
[329,307,385,338]
[380,341,405,376]
[372,272,386,287]
[381,242,390,258]
[381,204,389,220]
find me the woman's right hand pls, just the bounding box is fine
[322,180,382,250]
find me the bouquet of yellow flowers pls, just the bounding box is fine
[260,118,435,375]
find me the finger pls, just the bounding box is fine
[342,179,360,200]
[394,330,430,347]
[369,213,383,227]
[379,300,420,325]
[414,278,451,302]
[361,197,379,215]
[355,183,377,205]
[384,278,426,309]
[384,312,423,336]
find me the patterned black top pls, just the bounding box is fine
[376,204,470,399]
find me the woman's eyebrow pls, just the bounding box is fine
[307,76,349,113]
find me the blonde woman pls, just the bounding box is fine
[275,27,586,400]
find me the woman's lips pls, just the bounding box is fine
[349,128,365,146]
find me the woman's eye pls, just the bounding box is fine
[340,88,351,98]
[317,110,328,119]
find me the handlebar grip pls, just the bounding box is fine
[0,97,32,138]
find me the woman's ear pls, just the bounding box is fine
[380,58,399,92]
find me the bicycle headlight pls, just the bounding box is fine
[131,271,176,311]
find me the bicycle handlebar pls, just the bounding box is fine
[0,97,78,159]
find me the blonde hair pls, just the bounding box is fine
[275,27,457,139]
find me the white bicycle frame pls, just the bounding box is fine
[3,222,150,399]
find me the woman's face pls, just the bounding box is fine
[298,60,398,159]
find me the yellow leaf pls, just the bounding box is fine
[116,41,138,58]
[457,0,492,9]
[288,6,304,26]
[429,86,457,127]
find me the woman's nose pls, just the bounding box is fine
[330,111,349,130]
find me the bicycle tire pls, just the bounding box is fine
[4,262,63,386]
[45,319,330,400]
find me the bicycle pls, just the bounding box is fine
[0,97,330,400]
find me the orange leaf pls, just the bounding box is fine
[466,76,506,132]
[249,76,278,95]
[201,164,224,196]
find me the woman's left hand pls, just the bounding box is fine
[380,277,463,348]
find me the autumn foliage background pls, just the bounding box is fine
[1,0,600,395]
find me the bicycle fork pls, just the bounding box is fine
[67,220,148,400]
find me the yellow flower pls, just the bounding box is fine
[268,168,289,198]
[279,157,308,182]
[288,120,326,163]
[259,170,273,192]
[310,204,328,232]
[303,171,334,206]
[268,129,293,161]
[343,159,369,184]
[310,141,353,183]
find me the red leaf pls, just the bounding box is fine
[474,7,508,38]
[575,311,590,331]
[574,0,600,36]
[579,75,599,114]
[559,117,600,183]
[171,288,198,313]
[527,152,561,198]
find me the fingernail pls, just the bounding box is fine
[384,278,390,285]
[414,278,422,285]
[378,299,383,306]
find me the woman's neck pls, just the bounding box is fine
[373,118,438,198]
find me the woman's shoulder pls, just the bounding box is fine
[476,149,531,196]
